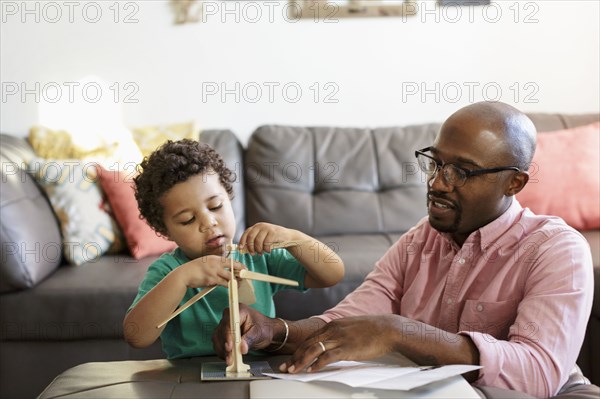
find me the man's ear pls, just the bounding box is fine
[505,171,529,196]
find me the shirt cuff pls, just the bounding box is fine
[458,330,502,386]
[311,314,332,323]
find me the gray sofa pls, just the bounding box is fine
[1,113,598,399]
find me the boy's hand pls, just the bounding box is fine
[180,255,245,288]
[239,223,301,255]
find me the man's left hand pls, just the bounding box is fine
[279,315,401,373]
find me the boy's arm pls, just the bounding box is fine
[123,267,190,348]
[239,222,344,288]
[284,233,344,288]
[124,256,242,348]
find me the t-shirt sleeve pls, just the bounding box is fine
[265,248,307,293]
[127,256,173,312]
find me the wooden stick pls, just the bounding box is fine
[226,243,251,375]
[156,286,217,329]
[227,240,312,254]
[237,269,299,287]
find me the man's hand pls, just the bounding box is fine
[280,314,480,378]
[212,304,276,365]
[280,315,401,373]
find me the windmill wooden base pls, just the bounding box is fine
[200,361,273,381]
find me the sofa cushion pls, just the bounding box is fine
[1,133,36,166]
[274,233,402,320]
[199,130,246,242]
[527,113,600,133]
[0,167,62,292]
[0,255,155,340]
[517,122,600,231]
[1,135,63,292]
[581,230,600,269]
[245,125,439,236]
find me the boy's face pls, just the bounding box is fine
[160,171,236,259]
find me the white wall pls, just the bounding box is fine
[1,0,599,144]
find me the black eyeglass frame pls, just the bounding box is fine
[414,146,521,186]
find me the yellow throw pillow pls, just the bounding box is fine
[28,125,142,171]
[28,126,117,160]
[130,121,199,157]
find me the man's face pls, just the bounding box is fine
[160,172,236,259]
[426,114,516,245]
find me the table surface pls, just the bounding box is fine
[38,356,287,399]
[38,356,556,399]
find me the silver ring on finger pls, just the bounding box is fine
[318,341,326,354]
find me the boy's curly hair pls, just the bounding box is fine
[134,139,235,236]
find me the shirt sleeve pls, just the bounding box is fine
[460,229,594,398]
[127,256,173,312]
[317,234,408,323]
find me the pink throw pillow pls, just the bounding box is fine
[517,122,600,230]
[97,167,177,259]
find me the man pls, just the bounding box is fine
[213,102,594,398]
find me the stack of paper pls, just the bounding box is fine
[262,361,481,391]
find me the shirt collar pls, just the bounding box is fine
[440,198,524,251]
[477,198,524,251]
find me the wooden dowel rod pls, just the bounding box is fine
[156,286,217,328]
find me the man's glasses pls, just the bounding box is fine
[414,146,521,187]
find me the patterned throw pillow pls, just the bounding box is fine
[30,158,124,265]
[130,121,199,157]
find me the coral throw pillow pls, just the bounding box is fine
[517,122,600,230]
[97,167,177,259]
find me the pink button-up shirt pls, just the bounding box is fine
[319,200,593,398]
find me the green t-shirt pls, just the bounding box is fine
[129,248,307,359]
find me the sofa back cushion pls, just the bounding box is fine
[1,135,62,292]
[200,129,246,241]
[526,113,600,133]
[245,125,439,236]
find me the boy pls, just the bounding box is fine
[123,139,344,359]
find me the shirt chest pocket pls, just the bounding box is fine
[459,299,517,340]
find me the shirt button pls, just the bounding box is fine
[447,298,453,305]
[458,258,465,265]
[476,304,484,312]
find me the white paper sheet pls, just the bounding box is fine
[263,361,482,391]
[251,377,482,399]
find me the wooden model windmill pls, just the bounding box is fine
[156,241,302,379]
